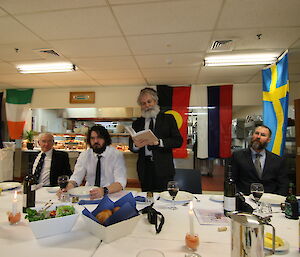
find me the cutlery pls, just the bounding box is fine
[194,196,200,202]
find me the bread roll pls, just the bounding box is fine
[96,209,112,224]
[113,206,121,213]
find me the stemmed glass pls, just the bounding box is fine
[58,175,69,201]
[167,181,179,210]
[250,183,264,211]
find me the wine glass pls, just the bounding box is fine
[250,183,264,211]
[167,181,179,210]
[57,175,69,202]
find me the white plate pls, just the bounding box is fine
[46,186,60,193]
[160,191,193,203]
[68,186,97,197]
[250,193,285,205]
[264,239,289,252]
[0,182,21,191]
[209,195,224,202]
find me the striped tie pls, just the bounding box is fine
[34,153,46,183]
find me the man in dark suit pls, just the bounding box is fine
[129,88,183,192]
[231,125,288,196]
[32,133,72,186]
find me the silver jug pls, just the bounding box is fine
[230,212,275,257]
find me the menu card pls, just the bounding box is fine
[194,208,229,225]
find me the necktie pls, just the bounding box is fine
[147,118,154,151]
[34,153,46,183]
[254,153,262,178]
[94,155,102,187]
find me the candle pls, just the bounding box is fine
[12,191,18,215]
[189,201,194,235]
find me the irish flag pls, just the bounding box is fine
[6,89,33,139]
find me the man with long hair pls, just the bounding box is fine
[64,125,127,199]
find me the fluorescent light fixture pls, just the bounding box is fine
[16,62,76,74]
[204,53,278,66]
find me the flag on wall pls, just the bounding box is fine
[262,51,289,156]
[197,85,233,159]
[6,89,33,140]
[157,85,191,158]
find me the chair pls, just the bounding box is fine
[174,169,202,194]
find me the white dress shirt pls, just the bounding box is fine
[70,146,127,189]
[32,149,53,186]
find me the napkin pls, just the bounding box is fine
[78,199,102,205]
[134,196,146,202]
[82,193,139,227]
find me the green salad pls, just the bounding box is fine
[25,205,75,222]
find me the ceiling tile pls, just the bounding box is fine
[49,37,131,58]
[127,31,212,55]
[290,39,300,49]
[213,28,300,51]
[0,61,18,74]
[15,7,122,40]
[108,0,164,4]
[113,0,223,35]
[70,56,138,70]
[33,70,94,82]
[142,67,199,78]
[86,69,143,79]
[217,0,300,29]
[54,80,101,87]
[147,77,196,85]
[0,0,107,14]
[136,53,204,68]
[96,78,147,86]
[0,16,44,44]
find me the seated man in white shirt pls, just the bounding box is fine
[63,125,127,199]
[32,132,72,186]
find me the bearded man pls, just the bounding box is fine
[64,125,127,199]
[231,125,288,196]
[129,88,182,192]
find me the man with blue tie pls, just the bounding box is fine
[32,133,71,186]
[64,126,127,199]
[231,125,288,196]
[129,88,182,192]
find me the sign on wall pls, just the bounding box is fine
[70,92,95,104]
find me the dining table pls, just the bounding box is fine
[0,186,299,257]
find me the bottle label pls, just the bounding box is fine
[224,197,236,212]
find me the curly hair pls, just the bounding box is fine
[87,125,112,146]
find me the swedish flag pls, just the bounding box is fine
[262,52,289,156]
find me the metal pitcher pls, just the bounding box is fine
[230,212,275,257]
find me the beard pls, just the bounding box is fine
[92,143,106,154]
[249,139,268,151]
[141,104,160,119]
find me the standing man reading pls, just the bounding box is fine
[63,125,127,199]
[231,125,288,196]
[32,133,72,186]
[129,88,183,192]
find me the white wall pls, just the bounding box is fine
[32,109,65,133]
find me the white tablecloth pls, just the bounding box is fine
[0,188,298,257]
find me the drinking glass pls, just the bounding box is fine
[167,181,179,210]
[250,183,264,211]
[57,175,69,202]
[185,233,201,257]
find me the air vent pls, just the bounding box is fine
[32,48,61,58]
[209,40,234,52]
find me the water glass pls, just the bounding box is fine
[259,202,272,215]
[136,249,165,257]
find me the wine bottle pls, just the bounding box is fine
[224,165,236,216]
[23,170,36,213]
[285,183,299,220]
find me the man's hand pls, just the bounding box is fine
[89,187,104,199]
[56,181,76,199]
[133,138,159,147]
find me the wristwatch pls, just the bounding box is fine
[103,186,109,195]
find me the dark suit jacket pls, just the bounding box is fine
[33,149,72,186]
[129,112,183,179]
[231,148,288,196]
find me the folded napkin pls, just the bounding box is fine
[134,196,146,202]
[82,192,139,227]
[78,199,102,205]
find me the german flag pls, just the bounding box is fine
[157,85,191,158]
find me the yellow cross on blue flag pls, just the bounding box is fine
[262,51,289,156]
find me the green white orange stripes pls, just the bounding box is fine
[6,89,33,139]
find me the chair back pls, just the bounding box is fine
[174,169,202,194]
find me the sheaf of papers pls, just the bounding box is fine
[194,208,229,225]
